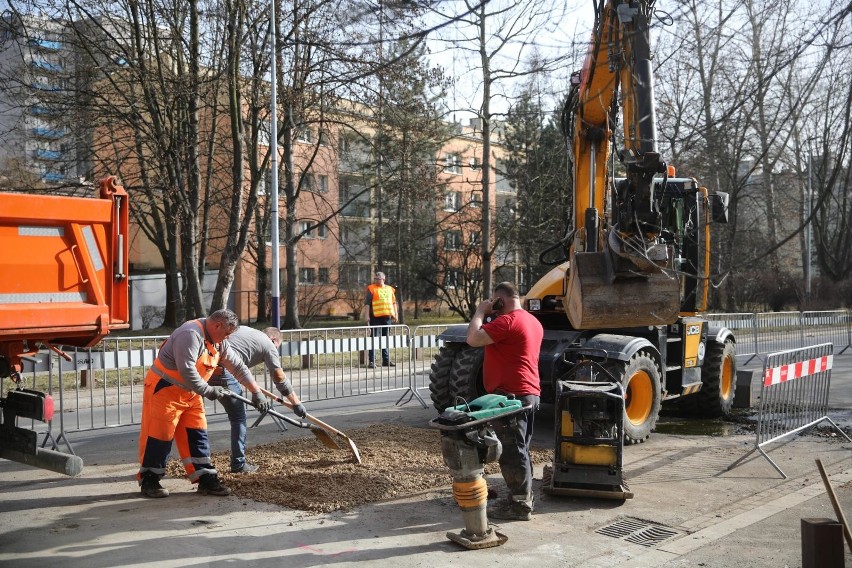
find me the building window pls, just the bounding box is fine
[316,174,328,193]
[300,221,315,238]
[445,230,463,251]
[318,129,330,146]
[445,269,460,289]
[317,223,327,239]
[297,127,314,143]
[444,153,461,174]
[444,191,460,212]
[470,193,482,208]
[303,173,327,192]
[300,267,315,284]
[341,265,371,288]
[470,231,480,246]
[318,267,330,284]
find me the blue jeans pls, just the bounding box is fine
[208,371,247,471]
[369,317,392,364]
[491,394,540,497]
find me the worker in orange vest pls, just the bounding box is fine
[137,309,271,498]
[363,271,398,368]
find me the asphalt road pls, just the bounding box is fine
[2,350,852,567]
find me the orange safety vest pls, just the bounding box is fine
[367,283,395,318]
[151,320,220,391]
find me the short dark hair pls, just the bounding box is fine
[494,281,520,298]
[208,309,240,333]
[264,327,282,342]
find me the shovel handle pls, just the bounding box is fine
[260,387,347,438]
[225,390,305,429]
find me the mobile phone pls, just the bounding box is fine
[492,298,504,311]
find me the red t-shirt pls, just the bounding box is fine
[481,309,544,396]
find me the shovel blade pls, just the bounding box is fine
[309,426,342,450]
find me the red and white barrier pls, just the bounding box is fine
[729,343,850,478]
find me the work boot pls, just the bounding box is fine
[140,472,169,498]
[487,494,533,521]
[230,462,259,474]
[367,362,376,369]
[197,473,233,496]
[382,361,396,367]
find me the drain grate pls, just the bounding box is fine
[596,517,682,547]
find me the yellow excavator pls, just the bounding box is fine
[429,0,736,444]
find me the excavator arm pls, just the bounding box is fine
[565,0,680,329]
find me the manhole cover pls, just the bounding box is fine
[596,517,682,547]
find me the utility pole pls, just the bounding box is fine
[269,0,280,329]
[806,153,812,299]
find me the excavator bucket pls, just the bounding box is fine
[565,250,681,330]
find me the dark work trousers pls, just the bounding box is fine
[208,371,248,471]
[368,316,393,364]
[491,393,540,497]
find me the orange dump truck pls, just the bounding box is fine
[0,176,129,475]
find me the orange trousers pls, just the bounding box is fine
[137,370,216,483]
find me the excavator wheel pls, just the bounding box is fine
[611,351,662,444]
[428,343,486,412]
[694,340,737,417]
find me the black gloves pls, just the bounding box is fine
[293,403,307,419]
[274,380,293,397]
[205,386,229,401]
[251,391,271,413]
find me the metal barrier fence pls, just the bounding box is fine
[277,324,422,406]
[7,324,431,449]
[727,343,851,478]
[704,313,759,362]
[411,324,454,402]
[707,310,852,362]
[4,311,851,451]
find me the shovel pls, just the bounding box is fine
[260,387,363,465]
[224,390,341,453]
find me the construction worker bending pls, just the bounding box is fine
[137,309,271,498]
[209,326,307,473]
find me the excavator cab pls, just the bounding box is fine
[565,176,728,330]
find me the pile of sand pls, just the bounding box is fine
[166,423,551,512]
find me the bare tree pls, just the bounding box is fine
[431,0,569,299]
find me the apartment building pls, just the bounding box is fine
[223,115,516,324]
[0,12,79,184]
[0,12,519,325]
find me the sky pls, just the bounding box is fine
[421,0,594,124]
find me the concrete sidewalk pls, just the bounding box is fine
[2,387,852,568]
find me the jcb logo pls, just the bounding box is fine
[686,325,701,336]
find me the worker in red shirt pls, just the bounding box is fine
[466,281,544,521]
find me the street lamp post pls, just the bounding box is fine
[269,0,281,329]
[806,153,812,299]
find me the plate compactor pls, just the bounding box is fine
[430,394,531,550]
[543,378,633,500]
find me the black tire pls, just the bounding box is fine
[610,351,662,444]
[694,340,737,417]
[428,343,485,412]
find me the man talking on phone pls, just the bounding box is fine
[465,281,544,521]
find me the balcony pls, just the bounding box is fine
[41,172,65,182]
[29,106,57,116]
[33,148,62,160]
[28,38,62,51]
[30,82,63,92]
[32,60,64,73]
[339,151,371,173]
[32,127,66,139]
